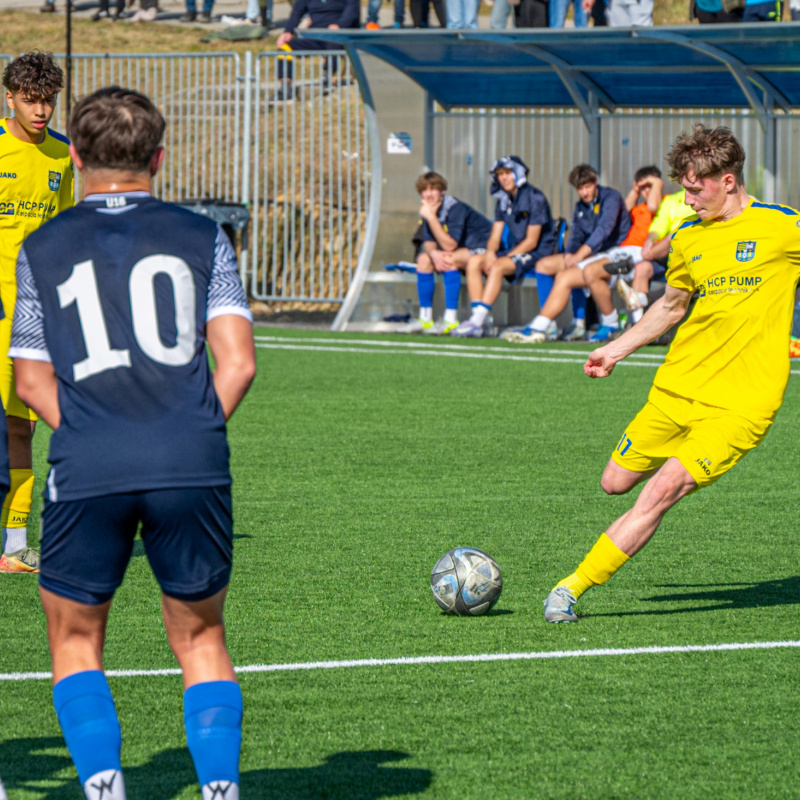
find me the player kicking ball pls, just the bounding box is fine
[544,124,800,623]
[10,87,256,799]
[0,52,74,573]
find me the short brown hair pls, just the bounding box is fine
[634,165,661,183]
[69,87,166,172]
[415,171,447,193]
[568,164,598,189]
[667,124,745,185]
[3,51,64,100]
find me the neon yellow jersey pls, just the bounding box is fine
[648,191,697,240]
[653,199,800,417]
[0,119,74,292]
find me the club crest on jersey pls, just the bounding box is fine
[735,241,756,262]
[48,171,61,191]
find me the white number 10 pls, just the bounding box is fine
[57,255,197,382]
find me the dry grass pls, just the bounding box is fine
[0,9,280,55]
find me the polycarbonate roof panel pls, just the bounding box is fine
[302,25,800,110]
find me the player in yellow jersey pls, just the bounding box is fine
[544,124,800,622]
[0,52,73,573]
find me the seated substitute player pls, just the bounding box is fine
[451,156,555,338]
[0,51,74,573]
[403,171,492,335]
[527,163,631,342]
[505,165,664,344]
[543,124,800,623]
[10,87,256,799]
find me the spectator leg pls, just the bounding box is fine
[445,0,463,27]
[432,0,448,25]
[572,0,589,26]
[627,0,653,25]
[367,0,381,24]
[465,253,487,304]
[548,0,568,26]
[481,258,516,307]
[464,0,480,26]
[539,267,586,321]
[490,0,510,27]
[394,0,406,24]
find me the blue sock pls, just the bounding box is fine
[53,671,122,786]
[571,289,586,322]
[535,272,555,307]
[184,681,243,789]
[417,272,435,310]
[443,270,461,310]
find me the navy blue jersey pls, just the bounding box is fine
[494,183,555,255]
[10,192,252,503]
[421,195,492,251]
[285,0,359,32]
[567,185,631,255]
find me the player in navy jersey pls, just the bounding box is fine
[452,156,556,338]
[10,87,256,800]
[403,171,492,335]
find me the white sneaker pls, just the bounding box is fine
[617,279,643,312]
[427,319,459,335]
[130,6,156,20]
[503,321,557,343]
[543,586,578,623]
[397,318,433,334]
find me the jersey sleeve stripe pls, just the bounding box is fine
[208,226,251,322]
[751,202,798,216]
[207,306,253,323]
[7,346,52,363]
[11,246,51,359]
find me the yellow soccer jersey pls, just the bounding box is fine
[648,190,697,241]
[653,199,800,417]
[0,119,74,291]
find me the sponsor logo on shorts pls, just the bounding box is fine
[695,457,712,476]
[735,240,756,262]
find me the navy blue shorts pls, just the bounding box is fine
[500,246,552,285]
[39,486,233,606]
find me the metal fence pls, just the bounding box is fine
[1,51,369,305]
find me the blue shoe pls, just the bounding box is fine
[588,325,620,343]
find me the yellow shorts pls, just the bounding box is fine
[0,284,38,422]
[610,385,773,488]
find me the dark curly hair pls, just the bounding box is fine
[2,51,64,99]
[69,87,166,172]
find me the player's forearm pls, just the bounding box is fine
[602,294,687,363]
[213,363,256,421]
[13,359,61,429]
[207,316,257,421]
[428,220,457,251]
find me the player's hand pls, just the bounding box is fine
[328,23,340,28]
[584,346,617,379]
[277,32,293,47]
[641,240,654,261]
[419,200,436,222]
[564,253,579,269]
[485,251,498,271]
[582,0,595,11]
[433,251,451,272]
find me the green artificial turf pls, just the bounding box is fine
[2,328,799,799]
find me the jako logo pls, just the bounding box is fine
[691,253,702,263]
[0,172,17,179]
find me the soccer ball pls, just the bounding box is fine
[430,547,503,616]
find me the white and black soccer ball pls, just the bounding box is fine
[430,547,503,616]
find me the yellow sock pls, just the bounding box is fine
[1,468,34,529]
[555,533,630,600]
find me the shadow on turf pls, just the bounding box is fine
[590,575,800,617]
[2,739,432,800]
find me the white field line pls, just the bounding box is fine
[253,335,800,375]
[3,640,799,682]
[254,334,666,361]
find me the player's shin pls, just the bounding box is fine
[184,681,243,800]
[555,532,630,600]
[1,468,34,553]
[52,670,126,800]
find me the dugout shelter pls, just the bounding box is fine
[301,25,800,331]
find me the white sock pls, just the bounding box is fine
[637,292,648,307]
[530,314,553,333]
[420,307,433,323]
[471,305,489,326]
[202,782,239,800]
[573,317,586,330]
[0,776,8,800]
[84,770,126,800]
[444,308,458,324]
[3,527,27,554]
[632,308,644,323]
[601,310,619,328]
